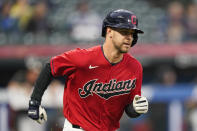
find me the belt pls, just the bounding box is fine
[72,124,81,129]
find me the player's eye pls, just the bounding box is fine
[112,28,134,36]
[119,30,133,36]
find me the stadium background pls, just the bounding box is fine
[1,0,197,130]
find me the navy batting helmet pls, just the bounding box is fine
[101,9,144,46]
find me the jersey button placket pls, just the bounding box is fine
[101,65,112,130]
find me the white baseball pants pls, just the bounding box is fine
[63,119,84,131]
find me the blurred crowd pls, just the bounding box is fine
[0,0,48,33]
[159,1,197,43]
[0,0,102,44]
[0,0,197,44]
[0,0,50,44]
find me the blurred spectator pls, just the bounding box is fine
[186,98,197,131]
[0,1,19,33]
[185,3,197,42]
[7,57,42,111]
[7,59,43,131]
[66,0,102,43]
[151,66,178,131]
[159,1,186,44]
[154,65,177,86]
[186,75,197,131]
[0,1,18,33]
[25,1,51,34]
[9,0,33,31]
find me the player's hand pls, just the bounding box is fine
[28,99,47,124]
[133,95,148,114]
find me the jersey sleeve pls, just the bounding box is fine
[129,62,143,103]
[50,49,79,77]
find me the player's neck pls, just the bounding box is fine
[103,42,123,64]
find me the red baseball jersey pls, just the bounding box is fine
[50,45,143,131]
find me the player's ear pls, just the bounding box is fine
[106,27,113,38]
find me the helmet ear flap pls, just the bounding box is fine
[102,22,107,37]
[131,33,138,47]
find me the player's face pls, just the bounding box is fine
[111,28,134,53]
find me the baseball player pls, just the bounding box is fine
[28,9,148,131]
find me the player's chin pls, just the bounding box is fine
[121,45,130,53]
[120,48,130,53]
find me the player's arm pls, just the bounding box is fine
[28,62,53,124]
[125,95,148,118]
[125,61,148,118]
[28,49,78,123]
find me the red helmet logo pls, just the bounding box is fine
[131,15,137,25]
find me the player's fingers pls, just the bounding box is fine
[133,96,148,114]
[41,107,47,121]
[134,97,147,104]
[134,103,148,111]
[135,106,148,114]
[135,99,147,104]
[36,107,47,124]
[135,103,148,108]
[137,98,148,105]
[135,106,148,110]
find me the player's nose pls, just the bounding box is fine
[125,34,133,41]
